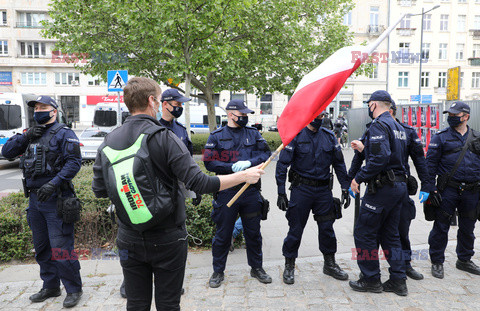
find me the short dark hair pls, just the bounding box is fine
[124,77,161,113]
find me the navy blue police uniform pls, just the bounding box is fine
[426,104,480,271]
[203,104,271,276]
[276,126,349,259]
[159,118,193,155]
[351,106,408,287]
[1,97,82,298]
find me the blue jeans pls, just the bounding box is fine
[232,218,243,239]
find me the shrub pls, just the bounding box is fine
[262,131,282,151]
[191,133,210,155]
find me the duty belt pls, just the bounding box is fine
[290,170,329,187]
[447,180,480,192]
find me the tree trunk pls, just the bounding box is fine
[205,72,217,132]
[184,73,192,139]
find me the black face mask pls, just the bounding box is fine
[447,115,463,128]
[233,114,248,127]
[34,109,54,124]
[368,103,376,120]
[168,103,183,118]
[310,118,322,129]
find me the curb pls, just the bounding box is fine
[0,159,19,170]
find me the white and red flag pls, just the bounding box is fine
[278,14,408,146]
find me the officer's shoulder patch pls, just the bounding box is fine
[285,145,294,151]
[245,125,256,129]
[66,138,80,144]
[437,128,448,134]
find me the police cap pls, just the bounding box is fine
[27,95,58,109]
[161,88,191,103]
[366,90,392,103]
[443,101,470,114]
[225,99,254,114]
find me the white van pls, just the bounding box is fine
[92,102,130,128]
[177,105,227,134]
[0,93,68,159]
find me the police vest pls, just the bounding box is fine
[99,126,177,232]
[20,123,65,179]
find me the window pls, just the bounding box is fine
[17,12,45,28]
[456,44,464,60]
[60,96,80,122]
[399,42,410,55]
[0,41,7,55]
[343,11,352,26]
[439,43,448,60]
[0,11,6,25]
[474,44,480,58]
[421,72,430,87]
[400,15,411,28]
[440,15,449,31]
[475,15,480,29]
[423,14,432,31]
[461,72,464,88]
[55,72,80,85]
[473,72,480,88]
[422,43,430,60]
[438,72,447,88]
[370,6,379,26]
[87,75,105,86]
[458,15,466,32]
[459,0,466,3]
[20,41,46,58]
[398,72,409,87]
[21,72,46,85]
[369,63,379,79]
[260,94,272,115]
[400,0,412,6]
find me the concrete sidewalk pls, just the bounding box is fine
[1,148,480,310]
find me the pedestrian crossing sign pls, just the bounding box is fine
[108,70,128,92]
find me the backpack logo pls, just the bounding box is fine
[120,173,144,210]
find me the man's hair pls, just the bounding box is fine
[372,100,391,109]
[124,77,161,113]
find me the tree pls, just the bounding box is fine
[44,0,354,132]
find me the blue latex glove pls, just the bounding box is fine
[419,191,430,203]
[232,160,252,172]
[348,187,356,198]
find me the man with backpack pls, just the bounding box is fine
[92,77,264,311]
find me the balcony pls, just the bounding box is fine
[396,28,416,36]
[469,58,480,66]
[16,22,43,28]
[367,25,385,36]
[470,29,480,39]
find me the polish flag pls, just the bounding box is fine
[278,14,408,146]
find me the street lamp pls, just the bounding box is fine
[409,5,440,104]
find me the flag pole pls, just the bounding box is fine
[226,143,284,207]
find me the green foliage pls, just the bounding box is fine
[0,193,31,262]
[262,132,282,151]
[43,0,355,131]
[191,133,210,155]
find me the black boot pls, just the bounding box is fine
[456,259,480,275]
[382,278,408,296]
[250,267,272,284]
[323,254,348,280]
[209,272,224,288]
[406,266,424,280]
[349,279,383,293]
[63,291,83,308]
[431,263,444,279]
[29,288,61,303]
[283,257,295,285]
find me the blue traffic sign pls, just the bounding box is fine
[410,95,432,103]
[107,70,128,92]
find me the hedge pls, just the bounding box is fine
[0,161,220,262]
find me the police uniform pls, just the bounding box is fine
[426,101,480,278]
[203,99,271,287]
[349,91,408,295]
[275,124,350,283]
[159,118,193,155]
[1,96,82,307]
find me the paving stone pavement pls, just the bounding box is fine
[1,149,480,310]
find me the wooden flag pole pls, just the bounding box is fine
[227,143,285,207]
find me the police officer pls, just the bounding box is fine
[1,96,83,308]
[349,100,431,281]
[203,99,272,288]
[159,88,193,155]
[426,101,480,279]
[349,90,409,296]
[92,78,264,310]
[275,114,350,285]
[321,111,334,130]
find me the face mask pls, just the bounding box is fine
[368,103,376,120]
[168,103,183,118]
[310,118,322,129]
[156,110,162,120]
[233,114,248,127]
[34,110,53,124]
[447,115,462,128]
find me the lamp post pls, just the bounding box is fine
[411,5,440,104]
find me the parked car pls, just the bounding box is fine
[79,127,113,161]
[268,124,278,132]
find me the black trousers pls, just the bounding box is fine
[117,226,188,311]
